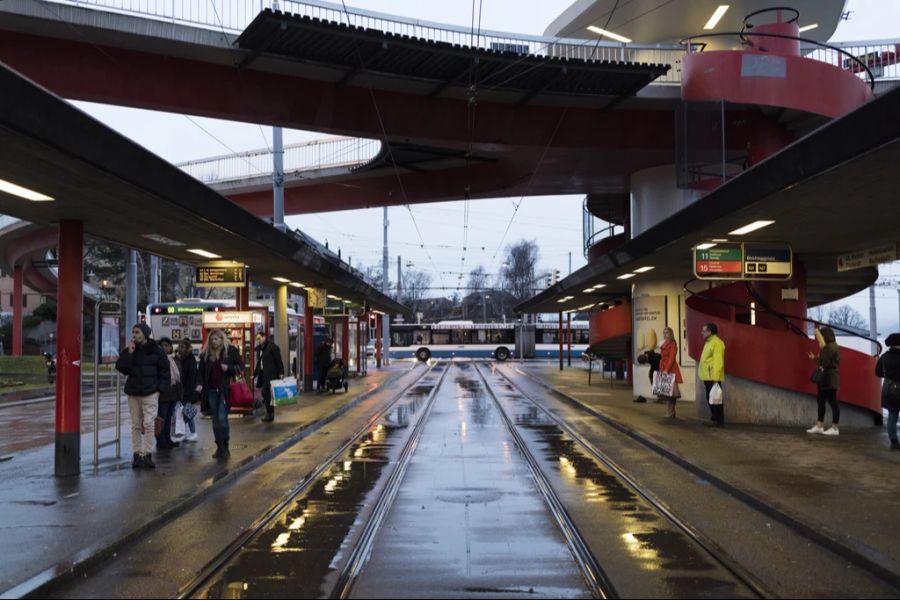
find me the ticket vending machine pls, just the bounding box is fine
[201,309,267,411]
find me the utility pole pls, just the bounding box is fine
[125,249,137,332]
[272,125,285,233]
[382,207,390,365]
[149,255,160,305]
[397,255,402,300]
[870,285,878,355]
[568,251,572,275]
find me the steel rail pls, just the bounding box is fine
[330,363,450,599]
[483,363,770,598]
[507,363,900,593]
[470,361,616,599]
[177,360,443,599]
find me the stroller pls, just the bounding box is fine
[325,359,348,393]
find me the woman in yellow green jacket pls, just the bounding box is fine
[700,322,726,426]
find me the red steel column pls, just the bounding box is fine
[341,317,350,364]
[567,313,572,367]
[355,317,362,374]
[558,311,564,371]
[375,315,383,368]
[303,302,314,392]
[55,220,83,477]
[12,264,23,356]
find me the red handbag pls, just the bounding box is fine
[229,380,254,406]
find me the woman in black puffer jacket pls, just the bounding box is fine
[876,333,900,451]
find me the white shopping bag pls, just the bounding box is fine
[709,382,723,405]
[171,403,187,442]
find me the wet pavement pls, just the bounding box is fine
[0,364,416,597]
[353,362,591,599]
[505,362,900,598]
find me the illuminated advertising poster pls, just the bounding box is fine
[100,316,120,364]
[633,295,665,356]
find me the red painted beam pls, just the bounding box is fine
[12,265,23,356]
[55,220,83,477]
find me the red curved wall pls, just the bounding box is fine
[682,51,873,118]
[686,294,881,415]
[589,301,632,345]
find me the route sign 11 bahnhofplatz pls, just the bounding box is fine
[694,242,792,281]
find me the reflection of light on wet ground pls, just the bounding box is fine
[502,440,512,463]
[621,532,661,569]
[559,456,578,479]
[225,581,247,598]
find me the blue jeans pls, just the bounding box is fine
[183,400,197,434]
[888,409,899,443]
[208,389,229,444]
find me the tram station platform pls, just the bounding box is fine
[1,359,899,597]
[0,364,415,598]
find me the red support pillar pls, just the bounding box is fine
[567,313,572,367]
[12,264,23,356]
[356,317,362,375]
[235,283,249,311]
[558,311,564,371]
[55,220,83,477]
[375,315,383,368]
[342,317,350,364]
[303,303,314,392]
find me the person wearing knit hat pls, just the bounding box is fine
[876,333,900,450]
[115,322,171,469]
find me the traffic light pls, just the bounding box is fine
[551,269,560,284]
[545,274,552,287]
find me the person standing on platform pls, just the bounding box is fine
[199,329,244,459]
[156,337,183,449]
[634,349,661,403]
[699,322,726,427]
[178,340,199,442]
[875,333,900,450]
[315,338,333,392]
[806,326,841,436]
[659,327,683,418]
[254,331,284,423]
[116,323,170,469]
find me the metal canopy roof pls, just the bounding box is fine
[517,85,900,314]
[0,62,406,315]
[237,9,669,103]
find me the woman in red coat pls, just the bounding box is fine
[659,327,684,418]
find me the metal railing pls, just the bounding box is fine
[43,0,900,87]
[582,198,624,257]
[176,136,380,184]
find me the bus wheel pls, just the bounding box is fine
[495,347,510,362]
[415,348,431,362]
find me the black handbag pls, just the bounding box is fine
[810,367,825,385]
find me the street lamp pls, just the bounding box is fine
[482,293,490,323]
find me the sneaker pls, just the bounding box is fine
[185,432,198,443]
[633,396,647,403]
[822,427,839,436]
[806,425,825,434]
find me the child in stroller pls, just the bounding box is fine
[325,358,348,393]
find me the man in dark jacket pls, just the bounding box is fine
[315,338,333,392]
[115,322,170,469]
[254,332,284,422]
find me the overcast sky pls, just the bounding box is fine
[69,0,900,331]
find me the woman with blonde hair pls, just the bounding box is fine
[807,326,841,436]
[198,329,244,459]
[658,327,683,418]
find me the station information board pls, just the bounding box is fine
[195,261,246,288]
[694,242,792,281]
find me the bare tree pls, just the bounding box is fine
[467,265,490,292]
[827,305,867,330]
[400,270,432,317]
[500,240,539,302]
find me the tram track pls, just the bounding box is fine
[476,362,768,598]
[500,363,900,597]
[470,362,617,599]
[180,361,449,599]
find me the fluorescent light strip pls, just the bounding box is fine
[0,177,54,201]
[798,23,818,33]
[633,266,655,273]
[617,273,636,280]
[586,25,632,43]
[712,238,729,243]
[696,243,717,250]
[704,5,729,30]
[187,248,221,259]
[729,220,775,235]
[583,288,595,293]
[289,282,306,288]
[592,284,607,289]
[273,277,290,283]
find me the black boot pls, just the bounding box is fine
[212,442,224,459]
[891,440,900,450]
[143,453,156,469]
[221,440,231,459]
[261,409,274,423]
[132,452,141,469]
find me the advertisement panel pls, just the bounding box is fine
[633,295,666,356]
